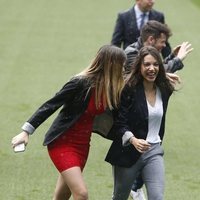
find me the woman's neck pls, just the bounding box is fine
[143,82,157,107]
[143,81,156,93]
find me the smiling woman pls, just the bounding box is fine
[105,46,178,200]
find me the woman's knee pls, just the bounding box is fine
[74,188,88,200]
[53,188,71,200]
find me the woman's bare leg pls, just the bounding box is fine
[53,174,71,200]
[53,166,88,200]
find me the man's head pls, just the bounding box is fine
[136,0,155,12]
[141,20,172,52]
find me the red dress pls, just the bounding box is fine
[47,91,104,172]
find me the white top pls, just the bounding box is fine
[122,87,163,146]
[146,87,163,143]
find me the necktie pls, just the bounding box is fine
[140,13,146,29]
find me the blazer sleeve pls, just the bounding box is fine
[114,85,134,137]
[24,77,82,132]
[163,54,184,72]
[111,13,124,48]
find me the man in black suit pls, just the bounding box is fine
[111,0,171,58]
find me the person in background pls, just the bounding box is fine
[111,0,171,58]
[125,20,193,73]
[11,45,126,200]
[105,46,181,200]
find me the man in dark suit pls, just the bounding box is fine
[111,0,171,58]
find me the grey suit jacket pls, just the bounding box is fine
[125,37,184,73]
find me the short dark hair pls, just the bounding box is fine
[141,20,172,43]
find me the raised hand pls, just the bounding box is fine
[176,42,193,61]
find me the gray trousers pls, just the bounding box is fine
[112,143,165,200]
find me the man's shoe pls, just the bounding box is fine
[130,188,146,200]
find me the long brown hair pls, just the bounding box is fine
[126,46,174,93]
[78,45,126,109]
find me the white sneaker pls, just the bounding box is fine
[130,188,146,200]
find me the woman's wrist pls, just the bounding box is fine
[21,122,35,135]
[129,136,135,144]
[122,131,134,146]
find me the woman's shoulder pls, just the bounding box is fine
[65,75,91,88]
[123,82,141,94]
[121,84,138,102]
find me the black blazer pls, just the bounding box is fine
[111,6,171,58]
[26,77,114,146]
[105,83,172,167]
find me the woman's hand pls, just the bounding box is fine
[11,131,29,148]
[130,137,151,153]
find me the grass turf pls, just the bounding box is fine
[0,0,200,199]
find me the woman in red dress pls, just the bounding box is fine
[11,45,126,200]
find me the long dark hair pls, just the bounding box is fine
[125,46,174,94]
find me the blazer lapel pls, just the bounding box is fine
[148,10,157,21]
[129,6,140,33]
[136,83,148,121]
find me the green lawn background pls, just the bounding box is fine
[0,0,200,199]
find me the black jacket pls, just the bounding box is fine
[26,77,114,146]
[111,6,171,58]
[105,83,172,167]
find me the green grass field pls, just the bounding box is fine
[1,0,200,199]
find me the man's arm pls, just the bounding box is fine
[164,42,193,73]
[111,13,124,48]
